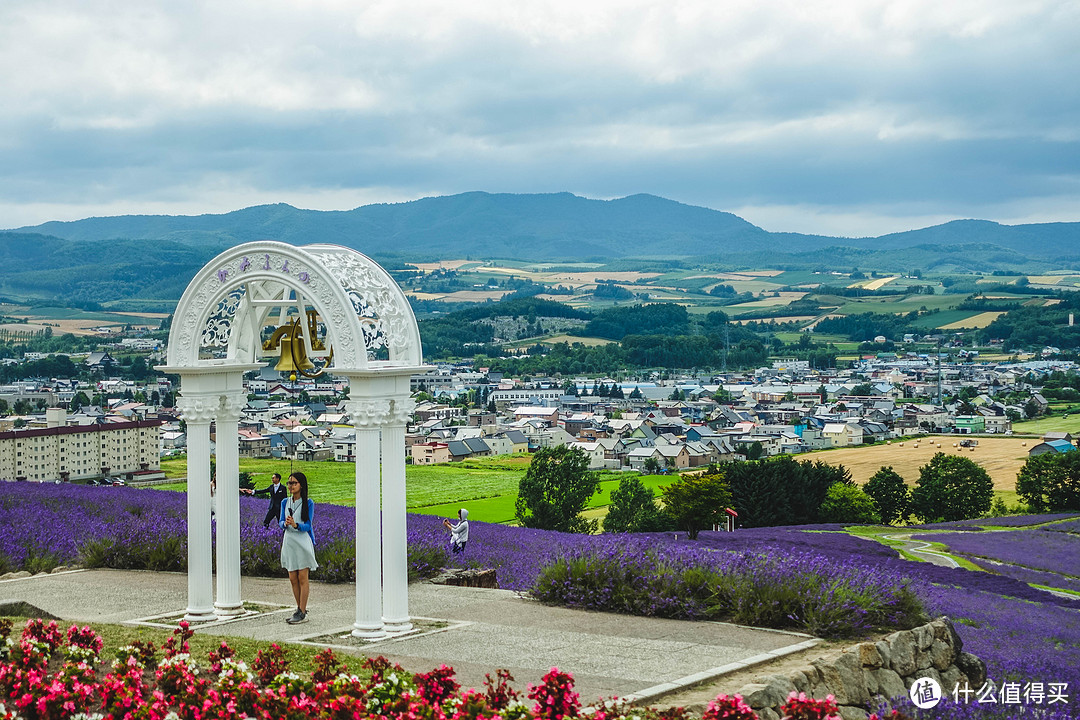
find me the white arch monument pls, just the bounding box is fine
[160,240,427,638]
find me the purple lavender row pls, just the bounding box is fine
[913,530,1080,580]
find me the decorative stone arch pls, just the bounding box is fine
[161,241,427,638]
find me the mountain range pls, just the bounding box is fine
[2,192,1078,307]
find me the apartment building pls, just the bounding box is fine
[0,408,161,482]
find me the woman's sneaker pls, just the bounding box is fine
[286,609,306,624]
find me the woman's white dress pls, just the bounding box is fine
[280,498,318,572]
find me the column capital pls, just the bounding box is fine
[176,395,218,424]
[217,393,247,422]
[344,398,393,428]
[388,396,415,426]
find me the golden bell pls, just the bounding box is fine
[265,320,316,377]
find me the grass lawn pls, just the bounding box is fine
[154,456,671,524]
[159,455,530,511]
[1012,412,1080,437]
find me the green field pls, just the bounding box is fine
[154,455,673,524]
[1011,410,1080,437]
[835,293,961,315]
[907,309,981,329]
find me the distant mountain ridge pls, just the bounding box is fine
[2,192,1079,308]
[8,191,1080,262]
[10,192,775,259]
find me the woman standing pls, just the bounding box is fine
[280,471,317,624]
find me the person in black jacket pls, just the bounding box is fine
[254,473,288,528]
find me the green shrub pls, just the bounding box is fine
[818,483,881,524]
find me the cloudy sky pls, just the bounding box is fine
[2,0,1078,237]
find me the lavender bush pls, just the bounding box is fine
[2,482,449,583]
[530,536,927,638]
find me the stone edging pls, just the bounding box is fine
[732,617,987,720]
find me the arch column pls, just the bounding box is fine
[345,395,389,638]
[175,394,216,622]
[214,390,247,617]
[381,394,415,632]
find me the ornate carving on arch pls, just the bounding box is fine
[307,247,422,366]
[166,241,423,372]
[176,395,219,425]
[201,287,246,350]
[345,399,394,428]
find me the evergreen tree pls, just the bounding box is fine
[727,460,791,528]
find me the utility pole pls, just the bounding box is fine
[936,337,943,407]
[722,322,730,372]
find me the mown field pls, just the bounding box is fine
[809,436,1033,492]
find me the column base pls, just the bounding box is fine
[214,602,245,618]
[382,617,413,633]
[351,623,387,639]
[184,608,218,623]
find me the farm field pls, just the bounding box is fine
[2,305,168,336]
[809,437,1033,491]
[834,293,960,315]
[937,310,1005,329]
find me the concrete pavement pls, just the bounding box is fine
[0,569,819,704]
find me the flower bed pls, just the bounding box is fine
[1045,518,1080,534]
[0,618,899,720]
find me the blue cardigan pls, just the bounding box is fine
[280,497,316,546]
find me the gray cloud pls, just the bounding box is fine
[1,0,1079,237]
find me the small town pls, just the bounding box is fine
[2,339,1076,483]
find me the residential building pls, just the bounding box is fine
[0,408,160,482]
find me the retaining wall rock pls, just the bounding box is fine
[428,567,498,588]
[734,617,985,718]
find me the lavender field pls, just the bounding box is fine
[5,482,1080,718]
[914,527,1080,579]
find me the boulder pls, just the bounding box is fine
[955,652,987,688]
[428,568,497,588]
[872,668,908,700]
[814,652,870,707]
[931,616,964,654]
[874,640,892,668]
[912,624,934,650]
[930,639,953,671]
[856,642,883,669]
[738,682,787,710]
[886,631,917,677]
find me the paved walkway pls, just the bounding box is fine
[0,569,819,704]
